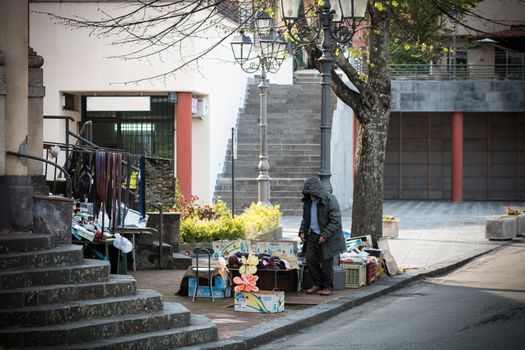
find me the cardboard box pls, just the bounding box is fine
[188,275,231,298]
[234,290,285,313]
[231,269,299,292]
[254,240,298,256]
[212,240,251,260]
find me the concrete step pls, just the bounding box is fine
[21,314,218,350]
[0,274,137,309]
[217,190,304,199]
[0,232,53,253]
[0,302,190,348]
[0,258,110,290]
[0,244,83,270]
[219,199,303,216]
[216,178,308,185]
[0,289,163,327]
[216,183,313,195]
[222,157,321,166]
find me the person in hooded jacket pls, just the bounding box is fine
[299,176,346,296]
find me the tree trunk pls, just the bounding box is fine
[351,106,390,246]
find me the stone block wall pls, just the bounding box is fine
[144,157,175,207]
[392,80,525,112]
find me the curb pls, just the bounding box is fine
[177,240,516,350]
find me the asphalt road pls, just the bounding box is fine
[256,240,525,350]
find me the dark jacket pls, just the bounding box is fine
[299,176,346,260]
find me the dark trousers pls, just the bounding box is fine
[305,233,334,290]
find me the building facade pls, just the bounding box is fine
[382,0,525,201]
[30,0,293,204]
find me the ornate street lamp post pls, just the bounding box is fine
[231,11,288,206]
[281,0,367,192]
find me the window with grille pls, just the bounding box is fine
[82,96,174,159]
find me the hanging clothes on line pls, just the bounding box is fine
[95,150,123,232]
[139,155,146,218]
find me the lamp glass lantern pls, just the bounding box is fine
[259,31,287,62]
[280,0,301,19]
[230,30,253,65]
[274,33,288,64]
[332,0,368,23]
[255,10,273,33]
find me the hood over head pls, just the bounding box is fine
[302,176,328,199]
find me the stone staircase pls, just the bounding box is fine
[0,232,218,349]
[214,71,337,215]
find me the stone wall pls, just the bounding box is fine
[144,157,175,207]
[392,80,525,112]
[33,194,73,244]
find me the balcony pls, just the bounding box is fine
[389,64,525,81]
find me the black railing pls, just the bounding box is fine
[388,63,525,81]
[6,150,72,197]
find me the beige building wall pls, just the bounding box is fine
[30,1,289,203]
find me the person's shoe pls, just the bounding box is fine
[305,285,321,294]
[320,289,333,296]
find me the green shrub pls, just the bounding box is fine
[179,200,282,243]
[239,203,282,239]
[180,215,245,242]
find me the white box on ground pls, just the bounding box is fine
[234,290,284,313]
[486,216,516,240]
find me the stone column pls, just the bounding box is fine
[452,112,463,202]
[176,92,192,200]
[0,0,33,232]
[28,48,45,177]
[0,0,29,176]
[0,52,5,176]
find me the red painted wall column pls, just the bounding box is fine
[176,92,192,201]
[353,112,359,183]
[452,112,463,202]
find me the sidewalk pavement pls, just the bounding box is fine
[129,200,524,349]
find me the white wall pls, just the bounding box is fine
[331,95,354,211]
[30,1,249,203]
[460,0,525,34]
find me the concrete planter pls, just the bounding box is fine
[516,214,525,236]
[179,226,284,255]
[179,241,213,255]
[147,212,181,253]
[382,219,399,239]
[485,215,516,240]
[249,226,283,241]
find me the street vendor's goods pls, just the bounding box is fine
[234,290,284,313]
[73,224,95,242]
[341,263,366,288]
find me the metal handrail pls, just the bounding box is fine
[389,63,525,81]
[146,202,164,270]
[6,150,72,197]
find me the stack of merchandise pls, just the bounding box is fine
[339,241,383,288]
[231,252,285,314]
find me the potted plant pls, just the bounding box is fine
[382,215,399,239]
[505,206,525,237]
[485,206,518,241]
